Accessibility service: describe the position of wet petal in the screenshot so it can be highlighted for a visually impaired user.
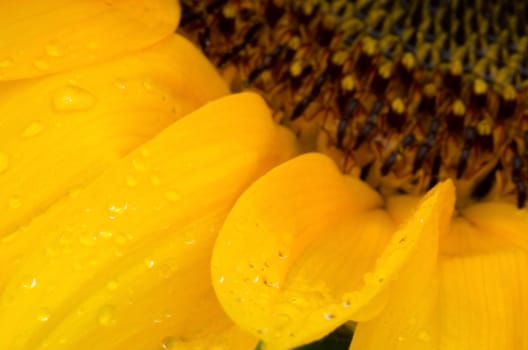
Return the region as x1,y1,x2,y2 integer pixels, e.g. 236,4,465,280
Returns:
351,184,528,350
214,153,446,348
0,34,228,237
0,92,295,349
0,0,180,80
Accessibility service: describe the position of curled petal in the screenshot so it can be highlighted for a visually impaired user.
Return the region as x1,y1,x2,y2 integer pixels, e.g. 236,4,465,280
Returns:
213,156,454,349
0,92,295,349
0,34,228,237
0,0,180,80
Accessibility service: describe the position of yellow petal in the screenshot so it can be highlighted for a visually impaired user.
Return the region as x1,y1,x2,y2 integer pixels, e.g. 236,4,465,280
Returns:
0,0,180,80
353,196,528,350
461,202,528,251
213,153,404,349
0,34,228,237
0,92,295,349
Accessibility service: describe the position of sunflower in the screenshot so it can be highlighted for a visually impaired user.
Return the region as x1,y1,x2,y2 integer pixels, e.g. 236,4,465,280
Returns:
179,0,528,349
1,1,527,350
0,1,295,348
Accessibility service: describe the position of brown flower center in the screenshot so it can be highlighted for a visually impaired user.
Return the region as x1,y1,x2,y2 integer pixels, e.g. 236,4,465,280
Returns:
179,0,528,207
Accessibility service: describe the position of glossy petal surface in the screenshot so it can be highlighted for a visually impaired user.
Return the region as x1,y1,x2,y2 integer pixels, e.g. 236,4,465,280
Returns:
0,34,228,237
0,0,180,80
0,92,295,349
214,153,444,348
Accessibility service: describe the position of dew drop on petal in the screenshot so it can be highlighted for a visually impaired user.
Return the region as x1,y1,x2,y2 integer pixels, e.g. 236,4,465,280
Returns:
144,258,156,269
21,122,44,138
161,336,179,349
52,85,96,112
0,152,8,173
114,78,127,90
218,276,225,284
37,308,51,322
98,305,116,327
21,276,37,290
323,312,335,320
98,230,113,239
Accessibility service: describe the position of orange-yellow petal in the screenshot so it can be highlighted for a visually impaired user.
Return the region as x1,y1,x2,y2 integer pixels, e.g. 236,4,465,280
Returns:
349,185,528,350
0,34,228,237
0,0,180,80
461,202,528,251
213,154,452,349
0,92,295,349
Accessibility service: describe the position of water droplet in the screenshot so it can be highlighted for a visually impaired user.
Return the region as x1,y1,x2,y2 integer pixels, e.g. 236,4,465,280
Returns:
52,85,96,112
125,175,137,187
218,276,225,284
21,122,44,138
323,312,335,320
151,175,161,186
108,202,128,220
33,59,50,71
0,152,8,173
98,305,116,326
252,276,260,283
114,78,127,90
37,308,51,322
164,191,181,202
21,276,37,289
342,299,351,307
9,196,22,209
45,44,62,57
418,218,425,224
278,251,288,259
0,58,13,68
161,336,179,349
397,336,405,342
106,280,119,291
98,230,113,239
144,258,156,269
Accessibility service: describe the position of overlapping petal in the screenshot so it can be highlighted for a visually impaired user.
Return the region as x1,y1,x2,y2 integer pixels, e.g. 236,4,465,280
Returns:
0,0,180,80
0,34,228,237
0,92,297,349
212,152,455,349
351,200,528,350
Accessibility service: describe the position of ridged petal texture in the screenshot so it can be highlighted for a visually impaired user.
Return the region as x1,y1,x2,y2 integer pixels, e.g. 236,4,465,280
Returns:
0,92,297,349
0,34,229,237
0,0,180,80
351,201,528,350
212,151,456,349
